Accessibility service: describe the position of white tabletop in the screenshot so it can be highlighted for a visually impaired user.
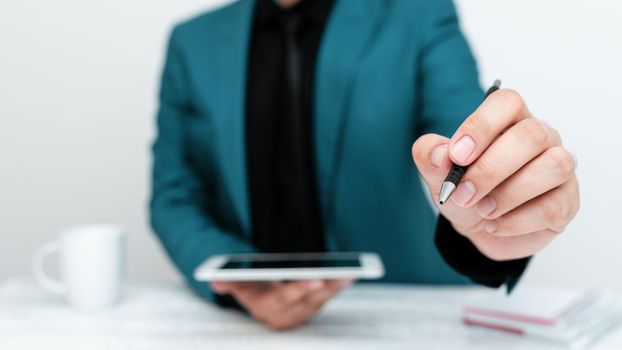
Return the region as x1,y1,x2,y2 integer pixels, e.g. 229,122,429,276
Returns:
1,279,621,350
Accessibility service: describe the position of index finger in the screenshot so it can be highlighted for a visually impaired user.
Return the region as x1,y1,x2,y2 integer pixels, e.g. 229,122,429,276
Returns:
449,89,532,166
211,281,275,294
265,280,324,308
305,279,354,306
229,280,324,312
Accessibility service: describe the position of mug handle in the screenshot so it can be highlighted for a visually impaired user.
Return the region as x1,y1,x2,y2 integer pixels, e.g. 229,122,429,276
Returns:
32,242,65,295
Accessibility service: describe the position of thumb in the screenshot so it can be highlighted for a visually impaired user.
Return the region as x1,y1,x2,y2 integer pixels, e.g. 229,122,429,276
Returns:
411,133,452,198
211,281,258,294
211,281,234,294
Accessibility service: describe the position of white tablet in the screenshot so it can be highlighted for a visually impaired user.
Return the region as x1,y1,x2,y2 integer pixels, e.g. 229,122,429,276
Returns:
193,252,384,281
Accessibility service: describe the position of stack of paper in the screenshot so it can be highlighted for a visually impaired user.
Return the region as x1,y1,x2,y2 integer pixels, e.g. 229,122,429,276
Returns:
463,287,622,348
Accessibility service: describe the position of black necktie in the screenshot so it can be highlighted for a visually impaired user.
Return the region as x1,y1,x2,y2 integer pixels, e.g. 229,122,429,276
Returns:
260,11,325,253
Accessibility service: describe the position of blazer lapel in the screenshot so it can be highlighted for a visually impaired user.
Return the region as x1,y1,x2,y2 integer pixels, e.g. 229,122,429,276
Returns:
211,0,255,234
314,0,385,221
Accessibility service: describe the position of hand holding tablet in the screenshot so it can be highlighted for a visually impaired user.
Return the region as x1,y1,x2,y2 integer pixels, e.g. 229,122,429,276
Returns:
196,252,383,329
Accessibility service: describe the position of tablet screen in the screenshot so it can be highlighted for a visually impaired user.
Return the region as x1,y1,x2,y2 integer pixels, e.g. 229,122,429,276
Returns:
222,258,360,269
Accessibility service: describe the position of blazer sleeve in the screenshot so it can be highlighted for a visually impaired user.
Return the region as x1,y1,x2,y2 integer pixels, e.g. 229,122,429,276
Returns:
150,27,256,303
417,0,483,138
416,0,530,291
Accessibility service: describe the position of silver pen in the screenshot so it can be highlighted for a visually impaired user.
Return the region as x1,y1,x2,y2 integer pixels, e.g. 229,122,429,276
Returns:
438,80,502,205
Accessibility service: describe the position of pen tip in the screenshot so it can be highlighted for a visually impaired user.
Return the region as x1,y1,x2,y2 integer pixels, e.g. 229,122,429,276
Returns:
438,182,456,206
493,79,502,88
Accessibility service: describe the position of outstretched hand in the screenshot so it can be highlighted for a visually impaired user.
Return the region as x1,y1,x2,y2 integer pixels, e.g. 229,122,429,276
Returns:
412,89,579,261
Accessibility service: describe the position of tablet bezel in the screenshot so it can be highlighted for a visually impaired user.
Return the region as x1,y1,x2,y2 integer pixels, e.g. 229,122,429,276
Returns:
193,252,384,281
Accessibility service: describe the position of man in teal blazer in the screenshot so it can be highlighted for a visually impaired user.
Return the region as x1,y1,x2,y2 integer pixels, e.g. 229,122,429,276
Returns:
151,0,579,329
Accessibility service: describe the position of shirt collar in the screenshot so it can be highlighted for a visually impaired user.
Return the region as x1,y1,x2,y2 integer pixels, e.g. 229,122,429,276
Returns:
254,0,335,26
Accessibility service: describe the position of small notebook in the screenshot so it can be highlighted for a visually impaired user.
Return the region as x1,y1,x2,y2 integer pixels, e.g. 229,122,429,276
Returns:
463,287,622,348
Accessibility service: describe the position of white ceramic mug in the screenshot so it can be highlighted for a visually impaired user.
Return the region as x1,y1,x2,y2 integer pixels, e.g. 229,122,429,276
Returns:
31,224,126,309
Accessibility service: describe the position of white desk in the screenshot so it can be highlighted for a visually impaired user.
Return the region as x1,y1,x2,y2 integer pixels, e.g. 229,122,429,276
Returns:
1,279,621,350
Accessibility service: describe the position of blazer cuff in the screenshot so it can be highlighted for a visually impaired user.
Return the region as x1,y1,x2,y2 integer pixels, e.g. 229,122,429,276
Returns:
435,215,530,292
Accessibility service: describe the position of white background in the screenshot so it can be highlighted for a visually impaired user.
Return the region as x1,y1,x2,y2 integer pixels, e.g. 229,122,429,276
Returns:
0,0,620,290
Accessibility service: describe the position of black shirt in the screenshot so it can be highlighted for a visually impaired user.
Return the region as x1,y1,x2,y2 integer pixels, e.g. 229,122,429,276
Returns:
244,0,529,290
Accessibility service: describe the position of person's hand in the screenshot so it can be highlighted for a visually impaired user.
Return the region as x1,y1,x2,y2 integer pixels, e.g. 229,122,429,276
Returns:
412,89,579,261
211,279,353,330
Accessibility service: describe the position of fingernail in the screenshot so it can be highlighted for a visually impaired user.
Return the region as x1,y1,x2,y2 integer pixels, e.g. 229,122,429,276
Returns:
485,220,498,234
308,280,323,290
452,180,476,206
337,279,354,288
451,135,475,163
476,196,497,217
430,144,448,168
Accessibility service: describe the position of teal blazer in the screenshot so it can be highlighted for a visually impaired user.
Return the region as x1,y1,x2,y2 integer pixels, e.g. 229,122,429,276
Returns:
150,0,485,302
